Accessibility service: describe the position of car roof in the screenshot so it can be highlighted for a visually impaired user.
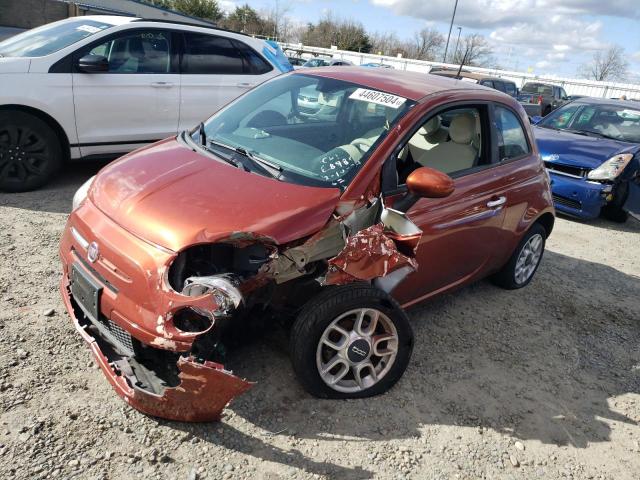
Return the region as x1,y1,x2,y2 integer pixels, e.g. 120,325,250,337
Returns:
431,70,512,83
74,15,139,26
570,97,640,108
294,67,490,101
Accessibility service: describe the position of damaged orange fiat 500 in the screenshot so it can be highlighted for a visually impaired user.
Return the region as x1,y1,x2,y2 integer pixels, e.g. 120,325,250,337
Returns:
60,68,554,421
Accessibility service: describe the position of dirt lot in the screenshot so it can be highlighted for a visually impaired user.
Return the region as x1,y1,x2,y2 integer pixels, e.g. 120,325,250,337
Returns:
1,163,639,480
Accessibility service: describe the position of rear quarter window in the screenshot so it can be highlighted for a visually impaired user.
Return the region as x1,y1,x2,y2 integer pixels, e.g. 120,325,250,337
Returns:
182,33,270,75
522,83,553,96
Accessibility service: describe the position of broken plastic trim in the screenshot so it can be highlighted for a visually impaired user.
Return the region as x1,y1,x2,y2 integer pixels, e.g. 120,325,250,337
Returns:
62,279,252,422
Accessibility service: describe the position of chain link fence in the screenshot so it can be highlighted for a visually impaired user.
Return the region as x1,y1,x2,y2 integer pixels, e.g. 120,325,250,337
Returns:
280,43,640,100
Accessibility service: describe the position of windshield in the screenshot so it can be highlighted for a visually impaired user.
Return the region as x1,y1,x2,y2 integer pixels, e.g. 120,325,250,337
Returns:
538,102,640,143
0,19,113,58
194,74,415,189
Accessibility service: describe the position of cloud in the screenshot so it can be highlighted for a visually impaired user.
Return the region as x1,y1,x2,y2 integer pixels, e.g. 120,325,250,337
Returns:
536,60,551,69
368,0,638,29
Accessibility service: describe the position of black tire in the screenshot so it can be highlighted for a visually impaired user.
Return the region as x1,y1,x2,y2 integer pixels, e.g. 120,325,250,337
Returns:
0,111,62,192
290,284,413,399
602,181,629,223
491,223,546,290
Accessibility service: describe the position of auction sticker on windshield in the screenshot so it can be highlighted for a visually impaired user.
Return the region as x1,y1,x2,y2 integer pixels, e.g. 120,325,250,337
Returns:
349,88,407,109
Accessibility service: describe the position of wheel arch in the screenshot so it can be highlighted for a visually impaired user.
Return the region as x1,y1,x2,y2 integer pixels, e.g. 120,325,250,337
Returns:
534,212,555,238
0,104,70,162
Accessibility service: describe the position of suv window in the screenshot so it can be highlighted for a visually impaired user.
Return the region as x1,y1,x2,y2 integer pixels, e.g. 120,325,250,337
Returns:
493,81,506,93
559,87,568,100
182,33,246,74
481,80,495,89
233,40,272,75
85,30,171,73
395,106,486,182
504,82,516,96
494,106,529,160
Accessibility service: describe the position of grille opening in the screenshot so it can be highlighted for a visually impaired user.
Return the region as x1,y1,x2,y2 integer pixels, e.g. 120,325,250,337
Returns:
552,194,582,210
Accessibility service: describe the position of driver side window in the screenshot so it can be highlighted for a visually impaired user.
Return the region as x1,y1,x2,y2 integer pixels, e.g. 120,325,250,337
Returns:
394,106,486,184
85,30,171,74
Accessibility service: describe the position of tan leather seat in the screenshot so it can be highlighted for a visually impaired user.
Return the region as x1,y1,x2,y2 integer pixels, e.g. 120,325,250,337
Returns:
407,116,448,161
414,113,478,174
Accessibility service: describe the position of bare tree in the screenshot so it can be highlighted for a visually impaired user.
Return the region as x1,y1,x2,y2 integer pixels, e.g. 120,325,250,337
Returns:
408,28,444,61
579,45,629,81
370,31,401,56
451,34,493,67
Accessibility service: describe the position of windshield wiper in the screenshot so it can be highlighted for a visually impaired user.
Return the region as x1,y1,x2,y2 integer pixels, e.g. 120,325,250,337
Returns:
207,139,281,179
205,139,248,170
234,146,282,178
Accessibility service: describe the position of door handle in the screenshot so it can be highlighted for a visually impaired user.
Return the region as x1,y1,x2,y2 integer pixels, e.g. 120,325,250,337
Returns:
236,82,254,88
487,196,506,208
151,82,174,88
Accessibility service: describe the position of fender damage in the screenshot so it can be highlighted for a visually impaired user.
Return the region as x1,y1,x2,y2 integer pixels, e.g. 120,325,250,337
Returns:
61,197,422,422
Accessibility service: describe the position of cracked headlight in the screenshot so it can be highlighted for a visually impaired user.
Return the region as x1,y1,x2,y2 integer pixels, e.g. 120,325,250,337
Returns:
72,176,95,212
587,154,633,181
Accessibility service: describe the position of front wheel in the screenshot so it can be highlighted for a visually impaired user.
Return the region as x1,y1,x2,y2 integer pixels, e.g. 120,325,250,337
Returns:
0,111,62,192
290,284,413,399
491,223,546,290
602,181,629,223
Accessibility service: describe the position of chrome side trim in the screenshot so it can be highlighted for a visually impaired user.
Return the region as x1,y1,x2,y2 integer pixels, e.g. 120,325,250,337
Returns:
71,227,89,250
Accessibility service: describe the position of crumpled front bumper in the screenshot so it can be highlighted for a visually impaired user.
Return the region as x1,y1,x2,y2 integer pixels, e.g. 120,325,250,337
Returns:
549,171,609,219
60,263,252,422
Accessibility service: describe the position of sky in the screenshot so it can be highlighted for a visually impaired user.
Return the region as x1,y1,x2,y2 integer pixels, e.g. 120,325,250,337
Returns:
225,0,640,81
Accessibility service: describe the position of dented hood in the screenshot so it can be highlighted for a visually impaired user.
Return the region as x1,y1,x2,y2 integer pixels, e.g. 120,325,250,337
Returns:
89,138,341,251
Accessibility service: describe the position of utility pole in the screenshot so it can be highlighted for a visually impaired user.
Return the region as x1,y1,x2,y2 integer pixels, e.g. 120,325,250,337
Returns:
273,0,279,41
442,0,459,63
453,26,462,63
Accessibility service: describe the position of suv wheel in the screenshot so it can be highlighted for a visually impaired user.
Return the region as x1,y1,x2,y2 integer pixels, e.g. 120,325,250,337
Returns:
290,284,413,399
0,111,62,192
491,223,546,289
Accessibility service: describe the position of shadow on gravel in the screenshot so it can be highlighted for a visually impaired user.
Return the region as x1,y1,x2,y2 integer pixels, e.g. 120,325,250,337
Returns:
0,160,107,214
198,248,640,457
556,211,640,233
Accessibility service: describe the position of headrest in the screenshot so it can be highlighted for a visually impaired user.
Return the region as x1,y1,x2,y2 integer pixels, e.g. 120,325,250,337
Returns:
449,113,476,144
418,116,441,136
128,37,145,59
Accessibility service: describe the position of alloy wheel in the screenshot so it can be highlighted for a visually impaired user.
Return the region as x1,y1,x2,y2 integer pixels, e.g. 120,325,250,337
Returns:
316,308,399,393
514,233,543,285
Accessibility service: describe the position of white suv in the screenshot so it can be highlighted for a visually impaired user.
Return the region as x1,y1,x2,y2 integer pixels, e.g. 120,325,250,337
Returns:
0,16,291,191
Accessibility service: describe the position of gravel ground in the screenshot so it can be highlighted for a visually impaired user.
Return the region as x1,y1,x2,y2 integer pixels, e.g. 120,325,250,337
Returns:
1,163,639,480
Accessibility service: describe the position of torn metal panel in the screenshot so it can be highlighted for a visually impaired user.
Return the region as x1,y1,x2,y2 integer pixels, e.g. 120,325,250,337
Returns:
325,204,423,286
325,223,419,285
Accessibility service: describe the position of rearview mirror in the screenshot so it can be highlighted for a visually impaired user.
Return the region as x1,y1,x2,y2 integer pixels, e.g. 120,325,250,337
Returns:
77,54,109,73
406,167,454,198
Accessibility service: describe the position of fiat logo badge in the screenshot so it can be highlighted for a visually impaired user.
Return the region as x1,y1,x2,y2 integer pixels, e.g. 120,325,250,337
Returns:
87,242,99,263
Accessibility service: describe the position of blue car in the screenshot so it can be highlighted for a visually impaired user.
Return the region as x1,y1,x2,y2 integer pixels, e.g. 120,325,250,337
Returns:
532,98,640,222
